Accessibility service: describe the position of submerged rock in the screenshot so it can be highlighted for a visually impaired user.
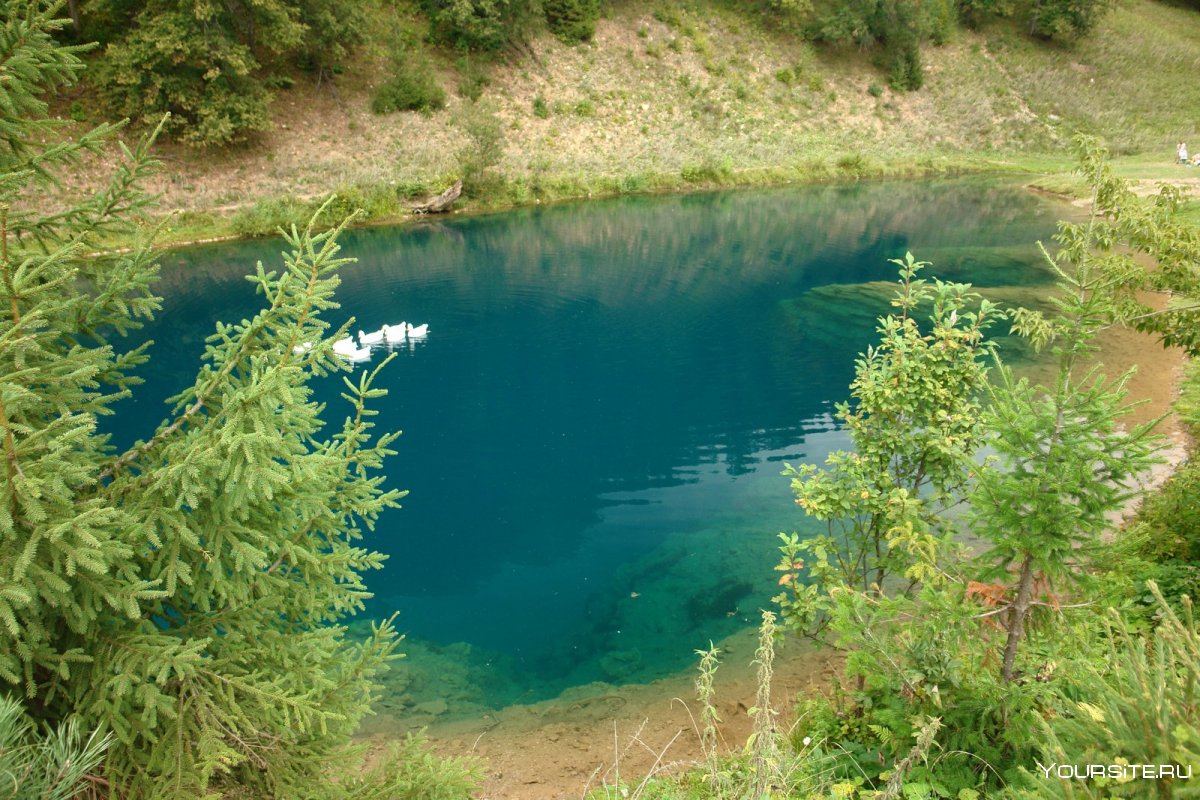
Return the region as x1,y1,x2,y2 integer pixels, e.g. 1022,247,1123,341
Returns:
412,699,450,716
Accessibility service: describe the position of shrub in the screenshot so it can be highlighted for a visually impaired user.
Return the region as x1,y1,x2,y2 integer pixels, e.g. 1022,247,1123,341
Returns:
1029,0,1113,41
92,0,363,146
455,56,490,100
1016,584,1200,800
422,0,540,51
95,11,272,146
681,157,733,183
456,100,506,196
544,0,601,43
373,61,447,114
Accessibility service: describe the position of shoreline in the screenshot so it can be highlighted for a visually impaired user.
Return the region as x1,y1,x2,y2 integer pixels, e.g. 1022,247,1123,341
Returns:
119,153,1065,255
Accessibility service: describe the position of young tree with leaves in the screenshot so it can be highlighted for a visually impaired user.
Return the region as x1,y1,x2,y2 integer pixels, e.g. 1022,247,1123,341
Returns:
91,0,365,145
1,4,471,796
775,253,999,642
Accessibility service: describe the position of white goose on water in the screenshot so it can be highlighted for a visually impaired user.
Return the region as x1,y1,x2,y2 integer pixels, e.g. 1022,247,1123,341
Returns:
358,328,386,346
406,322,429,339
383,322,407,345
333,336,372,363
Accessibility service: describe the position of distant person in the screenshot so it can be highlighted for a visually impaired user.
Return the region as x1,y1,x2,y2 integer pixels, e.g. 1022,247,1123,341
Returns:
1180,141,1190,164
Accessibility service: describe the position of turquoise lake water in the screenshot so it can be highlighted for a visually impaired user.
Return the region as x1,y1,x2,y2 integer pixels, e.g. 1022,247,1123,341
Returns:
111,178,1063,715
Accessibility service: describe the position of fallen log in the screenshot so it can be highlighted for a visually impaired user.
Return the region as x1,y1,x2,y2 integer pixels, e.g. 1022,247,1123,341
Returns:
411,180,463,214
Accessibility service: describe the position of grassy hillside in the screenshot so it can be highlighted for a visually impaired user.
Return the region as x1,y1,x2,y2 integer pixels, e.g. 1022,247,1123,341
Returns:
66,0,1200,244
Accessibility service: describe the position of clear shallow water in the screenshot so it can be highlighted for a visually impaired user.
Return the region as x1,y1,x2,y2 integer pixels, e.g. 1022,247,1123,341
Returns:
110,178,1062,713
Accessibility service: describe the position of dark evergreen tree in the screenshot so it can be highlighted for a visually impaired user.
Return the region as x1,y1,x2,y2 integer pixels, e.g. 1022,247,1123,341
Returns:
543,0,600,43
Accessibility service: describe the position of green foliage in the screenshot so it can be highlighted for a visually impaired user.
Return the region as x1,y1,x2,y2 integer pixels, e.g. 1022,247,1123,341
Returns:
808,0,950,91
455,100,506,196
1066,142,1200,357
319,732,481,800
0,695,110,800
776,254,998,639
94,8,272,145
372,61,448,114
1029,0,1114,41
90,0,365,145
0,6,474,797
422,0,541,52
455,55,491,100
544,0,601,43
772,137,1195,796
1014,584,1200,800
956,0,1013,28
292,0,367,76
1110,362,1200,615
680,157,733,184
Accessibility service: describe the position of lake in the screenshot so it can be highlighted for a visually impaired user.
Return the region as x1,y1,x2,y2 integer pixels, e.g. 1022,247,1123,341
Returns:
111,178,1064,716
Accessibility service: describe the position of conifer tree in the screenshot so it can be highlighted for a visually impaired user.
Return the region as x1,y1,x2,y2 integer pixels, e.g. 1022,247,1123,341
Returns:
970,138,1163,682
0,4,464,796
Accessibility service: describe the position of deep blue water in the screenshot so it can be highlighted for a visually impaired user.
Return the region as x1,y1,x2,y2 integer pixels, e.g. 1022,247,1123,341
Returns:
109,179,1062,712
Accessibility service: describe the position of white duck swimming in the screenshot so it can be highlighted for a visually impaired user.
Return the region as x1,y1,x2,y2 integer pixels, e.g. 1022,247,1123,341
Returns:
406,322,429,339
383,322,407,345
332,337,372,363
358,328,386,346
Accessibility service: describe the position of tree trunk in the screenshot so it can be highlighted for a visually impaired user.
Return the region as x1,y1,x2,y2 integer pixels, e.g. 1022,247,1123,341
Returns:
1001,553,1036,682
411,180,463,214
66,0,81,33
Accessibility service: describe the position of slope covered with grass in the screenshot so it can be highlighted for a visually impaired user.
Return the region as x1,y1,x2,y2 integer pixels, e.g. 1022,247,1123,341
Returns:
65,0,1200,242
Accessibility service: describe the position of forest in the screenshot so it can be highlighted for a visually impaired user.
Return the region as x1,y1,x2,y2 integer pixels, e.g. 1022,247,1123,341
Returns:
2,0,1200,798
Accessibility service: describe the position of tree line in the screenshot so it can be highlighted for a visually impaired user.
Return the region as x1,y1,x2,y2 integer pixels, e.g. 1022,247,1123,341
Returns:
59,0,1117,147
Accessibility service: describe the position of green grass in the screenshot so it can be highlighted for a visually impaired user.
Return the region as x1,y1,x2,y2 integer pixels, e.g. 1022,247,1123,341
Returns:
114,151,1056,254
988,2,1200,154
96,0,1200,255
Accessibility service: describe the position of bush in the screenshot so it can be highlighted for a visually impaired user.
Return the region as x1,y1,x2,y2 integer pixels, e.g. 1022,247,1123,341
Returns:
373,61,447,114
455,56,490,100
456,100,506,196
422,0,541,51
886,42,924,90
96,11,272,146
92,0,363,146
544,0,601,43
1016,584,1200,800
1029,0,1113,41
